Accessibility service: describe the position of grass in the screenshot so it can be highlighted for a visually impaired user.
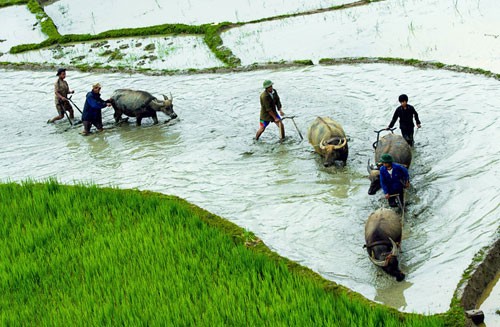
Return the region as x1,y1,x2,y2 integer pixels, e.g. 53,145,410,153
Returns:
26,0,60,39
0,0,28,8
0,180,452,326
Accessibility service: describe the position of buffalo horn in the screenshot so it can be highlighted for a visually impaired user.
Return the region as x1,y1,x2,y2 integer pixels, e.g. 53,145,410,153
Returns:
389,237,399,257
332,137,347,150
368,237,399,267
369,254,387,267
367,159,378,171
319,138,327,150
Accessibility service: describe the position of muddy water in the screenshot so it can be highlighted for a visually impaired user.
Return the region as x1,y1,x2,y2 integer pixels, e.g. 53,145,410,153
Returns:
0,65,498,313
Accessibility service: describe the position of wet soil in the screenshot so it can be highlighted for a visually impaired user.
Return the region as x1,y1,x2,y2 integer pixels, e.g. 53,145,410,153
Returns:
456,237,500,326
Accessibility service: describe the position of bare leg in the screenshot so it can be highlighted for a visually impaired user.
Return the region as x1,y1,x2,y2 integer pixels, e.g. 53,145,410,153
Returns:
48,114,64,123
255,125,266,141
81,121,91,135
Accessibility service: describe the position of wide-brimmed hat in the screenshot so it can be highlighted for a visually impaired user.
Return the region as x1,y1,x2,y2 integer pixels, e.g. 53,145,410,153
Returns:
379,153,394,163
263,80,273,88
56,68,66,76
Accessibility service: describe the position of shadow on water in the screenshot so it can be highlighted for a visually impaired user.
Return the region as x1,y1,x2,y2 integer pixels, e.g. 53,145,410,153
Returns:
375,280,413,311
0,65,498,314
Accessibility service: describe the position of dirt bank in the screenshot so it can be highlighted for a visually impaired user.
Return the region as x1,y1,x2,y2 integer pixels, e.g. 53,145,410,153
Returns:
455,236,500,326
2,58,500,81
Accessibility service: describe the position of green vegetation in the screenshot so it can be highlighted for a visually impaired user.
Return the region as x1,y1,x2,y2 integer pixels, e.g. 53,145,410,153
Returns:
9,22,207,54
204,22,241,66
26,0,60,39
293,59,314,65
445,297,467,327
454,246,488,288
0,0,28,8
0,180,450,326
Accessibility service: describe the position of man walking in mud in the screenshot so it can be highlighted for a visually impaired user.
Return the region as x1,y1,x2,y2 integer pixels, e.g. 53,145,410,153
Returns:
379,153,410,208
255,80,285,141
48,68,75,124
386,94,421,146
81,83,112,136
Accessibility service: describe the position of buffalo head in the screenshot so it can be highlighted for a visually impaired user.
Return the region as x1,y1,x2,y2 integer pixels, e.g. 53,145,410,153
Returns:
367,237,405,281
367,159,381,195
150,93,177,119
319,136,347,167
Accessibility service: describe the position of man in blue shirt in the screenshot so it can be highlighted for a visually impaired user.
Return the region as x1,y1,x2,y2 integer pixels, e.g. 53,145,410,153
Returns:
81,83,111,135
379,153,410,208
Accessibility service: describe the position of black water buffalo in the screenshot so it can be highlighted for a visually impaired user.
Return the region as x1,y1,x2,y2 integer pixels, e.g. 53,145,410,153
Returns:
364,208,404,281
307,117,348,167
110,89,177,126
367,133,411,194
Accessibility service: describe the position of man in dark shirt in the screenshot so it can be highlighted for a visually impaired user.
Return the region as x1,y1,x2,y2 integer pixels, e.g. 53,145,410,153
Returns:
386,94,421,146
255,79,285,141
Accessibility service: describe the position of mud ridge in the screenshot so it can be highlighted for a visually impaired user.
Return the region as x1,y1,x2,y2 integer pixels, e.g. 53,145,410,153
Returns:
455,236,500,325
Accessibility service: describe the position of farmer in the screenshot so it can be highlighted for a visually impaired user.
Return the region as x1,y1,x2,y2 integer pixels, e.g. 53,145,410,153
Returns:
386,94,421,146
48,68,75,123
255,80,285,141
379,153,410,208
81,83,111,135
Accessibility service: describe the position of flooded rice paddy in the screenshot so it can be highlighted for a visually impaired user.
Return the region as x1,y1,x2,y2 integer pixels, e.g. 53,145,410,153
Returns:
1,64,498,313
44,0,354,34
0,5,46,53
2,0,498,74
222,0,500,73
0,36,223,70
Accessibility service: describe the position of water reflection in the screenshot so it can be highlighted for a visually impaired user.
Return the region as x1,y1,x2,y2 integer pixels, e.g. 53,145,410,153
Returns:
81,134,111,160
375,280,413,311
0,65,498,314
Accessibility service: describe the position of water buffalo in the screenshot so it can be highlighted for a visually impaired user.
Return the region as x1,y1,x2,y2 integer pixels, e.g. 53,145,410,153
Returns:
110,89,177,126
364,208,405,281
367,133,411,194
307,117,348,167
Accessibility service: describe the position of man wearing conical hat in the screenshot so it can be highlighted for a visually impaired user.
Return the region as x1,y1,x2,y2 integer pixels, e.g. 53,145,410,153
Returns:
255,80,285,141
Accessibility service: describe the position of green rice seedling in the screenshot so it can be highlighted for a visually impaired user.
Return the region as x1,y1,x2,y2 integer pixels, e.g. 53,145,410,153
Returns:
107,49,124,61
0,180,452,326
155,40,177,60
